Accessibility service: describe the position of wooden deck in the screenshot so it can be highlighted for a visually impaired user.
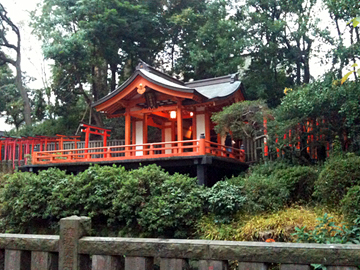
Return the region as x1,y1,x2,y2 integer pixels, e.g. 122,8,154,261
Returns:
32,138,246,165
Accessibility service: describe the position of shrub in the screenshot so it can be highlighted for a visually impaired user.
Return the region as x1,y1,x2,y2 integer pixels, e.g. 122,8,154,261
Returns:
341,185,360,223
138,173,204,238
229,162,318,213
293,213,360,244
314,153,360,207
196,207,344,242
0,164,205,238
272,166,318,204
0,168,70,233
203,181,246,223
112,164,173,229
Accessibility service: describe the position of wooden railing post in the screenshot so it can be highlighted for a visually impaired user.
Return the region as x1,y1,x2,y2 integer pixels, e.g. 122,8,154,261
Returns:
59,215,91,270
199,134,206,155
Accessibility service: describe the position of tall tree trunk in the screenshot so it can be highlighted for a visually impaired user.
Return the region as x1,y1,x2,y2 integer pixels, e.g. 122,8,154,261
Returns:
110,63,117,92
79,83,103,127
15,62,32,126
0,3,32,126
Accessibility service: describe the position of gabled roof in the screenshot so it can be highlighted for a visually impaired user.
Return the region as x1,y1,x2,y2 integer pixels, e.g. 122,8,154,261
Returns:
92,61,244,111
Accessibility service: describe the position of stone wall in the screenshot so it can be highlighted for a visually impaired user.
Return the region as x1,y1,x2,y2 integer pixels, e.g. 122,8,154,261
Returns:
0,216,359,269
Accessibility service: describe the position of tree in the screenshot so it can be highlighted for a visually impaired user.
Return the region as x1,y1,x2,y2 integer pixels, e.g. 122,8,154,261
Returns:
323,0,360,80
271,74,360,160
0,65,24,130
0,3,32,126
31,0,170,127
212,100,271,143
236,0,321,107
173,0,246,81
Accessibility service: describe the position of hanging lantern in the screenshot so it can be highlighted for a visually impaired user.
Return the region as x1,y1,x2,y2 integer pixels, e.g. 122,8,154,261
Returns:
170,111,176,119
190,112,194,117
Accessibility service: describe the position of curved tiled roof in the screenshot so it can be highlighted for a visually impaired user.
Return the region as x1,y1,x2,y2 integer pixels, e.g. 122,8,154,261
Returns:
92,61,243,108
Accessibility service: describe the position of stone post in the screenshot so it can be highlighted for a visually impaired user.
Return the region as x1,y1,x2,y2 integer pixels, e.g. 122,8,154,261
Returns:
124,257,153,270
238,262,268,270
59,216,91,270
160,258,187,270
4,250,30,270
31,252,58,270
198,260,228,270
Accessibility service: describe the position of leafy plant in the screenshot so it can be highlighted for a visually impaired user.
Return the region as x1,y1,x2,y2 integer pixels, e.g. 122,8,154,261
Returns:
341,185,360,223
293,213,360,244
314,153,360,207
203,181,246,223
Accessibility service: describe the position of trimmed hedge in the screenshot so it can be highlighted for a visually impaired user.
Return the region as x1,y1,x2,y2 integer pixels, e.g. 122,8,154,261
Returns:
0,164,247,238
314,154,360,207
229,163,318,213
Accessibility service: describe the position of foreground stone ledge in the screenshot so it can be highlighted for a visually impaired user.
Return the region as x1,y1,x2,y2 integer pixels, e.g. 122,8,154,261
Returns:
79,237,360,265
0,234,59,252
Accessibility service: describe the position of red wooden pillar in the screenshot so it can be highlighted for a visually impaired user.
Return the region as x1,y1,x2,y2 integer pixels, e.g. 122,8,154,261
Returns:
177,104,183,153
204,110,210,141
84,129,90,149
263,118,268,157
12,140,16,169
18,142,22,166
4,141,8,160
132,121,136,145
103,131,108,147
143,114,148,155
125,109,131,157
143,114,148,144
0,141,2,161
192,111,197,140
31,139,35,155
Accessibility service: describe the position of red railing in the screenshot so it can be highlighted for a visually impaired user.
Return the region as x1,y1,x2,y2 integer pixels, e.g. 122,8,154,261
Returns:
32,138,246,165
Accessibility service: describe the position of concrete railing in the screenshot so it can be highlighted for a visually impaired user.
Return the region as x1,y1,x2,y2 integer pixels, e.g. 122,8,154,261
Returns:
0,216,359,269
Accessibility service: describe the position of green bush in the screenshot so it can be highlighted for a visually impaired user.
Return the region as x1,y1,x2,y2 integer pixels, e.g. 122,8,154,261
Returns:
293,213,360,244
138,173,203,238
0,168,70,232
230,163,318,213
0,164,204,237
203,181,246,223
341,185,360,223
314,154,360,207
272,166,318,204
112,164,173,229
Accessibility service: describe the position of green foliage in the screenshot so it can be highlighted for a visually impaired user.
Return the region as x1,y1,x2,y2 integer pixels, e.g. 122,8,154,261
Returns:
0,168,70,232
138,173,203,238
271,77,360,161
197,207,344,242
341,185,360,223
230,162,318,212
174,0,245,80
0,164,203,238
314,153,360,207
212,100,270,141
203,181,246,223
293,213,360,244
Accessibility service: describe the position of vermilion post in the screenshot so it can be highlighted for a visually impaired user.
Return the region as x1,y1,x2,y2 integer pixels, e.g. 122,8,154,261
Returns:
263,118,268,157
125,110,131,157
177,104,183,153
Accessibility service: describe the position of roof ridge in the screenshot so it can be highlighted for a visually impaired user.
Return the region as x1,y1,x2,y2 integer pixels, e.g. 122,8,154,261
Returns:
136,60,185,86
185,73,239,87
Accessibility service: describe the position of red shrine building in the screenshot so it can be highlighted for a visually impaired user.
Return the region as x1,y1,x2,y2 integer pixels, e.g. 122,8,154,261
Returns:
16,61,249,185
